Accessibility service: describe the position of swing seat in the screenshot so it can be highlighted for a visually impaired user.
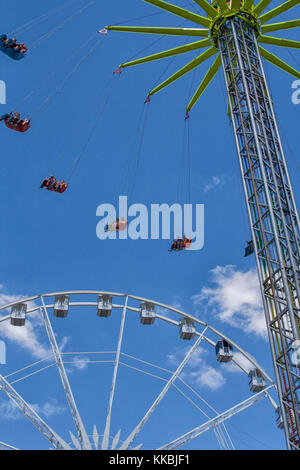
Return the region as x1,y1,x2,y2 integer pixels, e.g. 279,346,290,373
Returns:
105,219,128,232
47,184,68,194
56,183,68,194
169,238,192,252
41,177,68,194
170,242,184,252
0,38,27,60
184,238,192,249
244,241,254,257
4,117,30,132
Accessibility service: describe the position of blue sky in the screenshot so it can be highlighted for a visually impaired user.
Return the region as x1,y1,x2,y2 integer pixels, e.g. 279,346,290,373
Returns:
0,0,299,450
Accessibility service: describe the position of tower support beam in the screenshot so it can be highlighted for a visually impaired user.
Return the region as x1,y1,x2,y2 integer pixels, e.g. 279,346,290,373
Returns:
219,15,300,450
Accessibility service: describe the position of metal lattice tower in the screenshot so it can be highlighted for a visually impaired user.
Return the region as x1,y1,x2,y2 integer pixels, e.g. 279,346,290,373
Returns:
219,14,300,450
105,0,300,449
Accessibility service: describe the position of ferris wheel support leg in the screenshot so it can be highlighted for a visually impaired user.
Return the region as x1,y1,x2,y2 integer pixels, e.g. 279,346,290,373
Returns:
119,326,208,450
102,295,129,450
39,297,92,450
0,373,71,449
158,385,275,450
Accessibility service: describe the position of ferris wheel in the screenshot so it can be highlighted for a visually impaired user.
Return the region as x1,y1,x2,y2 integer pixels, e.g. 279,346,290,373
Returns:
0,290,278,450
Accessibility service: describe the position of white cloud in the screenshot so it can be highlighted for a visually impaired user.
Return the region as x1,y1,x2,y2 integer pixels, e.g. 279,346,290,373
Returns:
0,288,69,360
189,366,226,390
0,398,65,421
223,351,253,375
204,176,222,193
34,398,66,418
156,296,184,320
0,291,50,359
0,399,22,420
59,335,71,352
65,355,90,374
167,346,226,391
192,265,267,339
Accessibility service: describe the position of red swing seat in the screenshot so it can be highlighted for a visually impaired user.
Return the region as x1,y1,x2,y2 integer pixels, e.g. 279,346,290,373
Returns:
4,117,30,133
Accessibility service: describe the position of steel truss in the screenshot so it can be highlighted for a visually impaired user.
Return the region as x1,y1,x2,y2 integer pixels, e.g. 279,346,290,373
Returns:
219,15,300,450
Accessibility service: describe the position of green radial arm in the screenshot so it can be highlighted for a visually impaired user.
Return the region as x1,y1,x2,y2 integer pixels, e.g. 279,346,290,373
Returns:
231,0,242,9
259,0,300,24
218,0,230,11
192,0,218,18
253,0,273,16
261,19,300,33
149,46,217,96
259,45,300,79
243,0,255,10
187,54,221,111
142,0,211,27
106,25,209,37
120,39,212,68
259,35,300,49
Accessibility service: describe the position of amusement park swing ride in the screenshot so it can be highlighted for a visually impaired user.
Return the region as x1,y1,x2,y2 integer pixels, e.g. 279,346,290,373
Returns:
106,0,300,450
0,0,299,451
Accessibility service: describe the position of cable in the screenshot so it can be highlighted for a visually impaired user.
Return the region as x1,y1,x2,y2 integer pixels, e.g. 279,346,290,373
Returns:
32,35,105,117
276,12,300,69
117,103,147,198
186,118,191,203
43,73,114,181
67,75,120,181
29,0,97,50
110,2,197,25
14,31,98,110
218,69,249,240
185,68,197,204
8,0,80,36
127,102,151,204
121,17,187,70
152,53,180,92
276,115,300,180
177,68,195,203
186,0,202,14
286,48,300,70
177,119,187,202
125,35,167,64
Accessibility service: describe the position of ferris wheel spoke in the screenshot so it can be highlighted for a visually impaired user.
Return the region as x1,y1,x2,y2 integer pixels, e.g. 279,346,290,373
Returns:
158,385,275,450
102,296,128,450
0,373,71,449
69,431,82,450
0,440,19,450
92,424,99,450
171,383,231,450
111,429,121,450
39,297,92,450
119,326,208,450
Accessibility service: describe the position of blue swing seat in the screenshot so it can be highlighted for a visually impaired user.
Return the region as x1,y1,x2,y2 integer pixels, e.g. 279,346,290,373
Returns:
0,36,27,60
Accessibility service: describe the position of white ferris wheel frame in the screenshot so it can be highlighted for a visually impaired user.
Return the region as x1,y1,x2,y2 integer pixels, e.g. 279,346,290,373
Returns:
0,290,276,450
